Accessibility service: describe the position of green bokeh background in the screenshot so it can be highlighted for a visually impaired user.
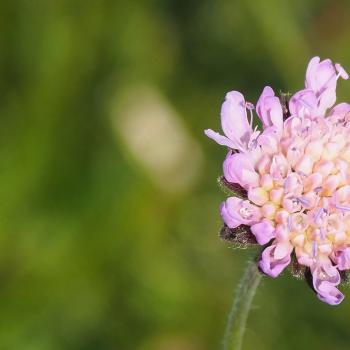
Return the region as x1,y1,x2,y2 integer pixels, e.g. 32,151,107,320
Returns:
1,0,350,349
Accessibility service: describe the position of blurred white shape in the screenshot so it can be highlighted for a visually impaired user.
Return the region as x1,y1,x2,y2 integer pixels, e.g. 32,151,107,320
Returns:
111,85,203,194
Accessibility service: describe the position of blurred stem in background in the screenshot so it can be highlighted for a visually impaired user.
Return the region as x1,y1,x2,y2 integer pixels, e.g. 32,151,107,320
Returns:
223,257,262,350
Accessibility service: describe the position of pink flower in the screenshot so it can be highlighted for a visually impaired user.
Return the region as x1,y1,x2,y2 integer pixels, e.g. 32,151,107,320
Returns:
259,241,293,278
289,89,318,119
221,197,261,229
223,152,260,189
206,56,350,305
305,56,348,115
311,259,344,305
204,91,254,151
332,248,350,270
256,86,283,133
250,219,275,245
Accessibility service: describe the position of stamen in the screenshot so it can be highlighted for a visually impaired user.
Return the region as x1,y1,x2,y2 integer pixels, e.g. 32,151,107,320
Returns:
248,138,258,150
314,186,322,194
319,227,325,241
297,197,309,207
312,240,318,258
288,216,293,231
297,171,307,178
245,102,255,110
318,66,342,96
335,203,350,212
314,208,324,224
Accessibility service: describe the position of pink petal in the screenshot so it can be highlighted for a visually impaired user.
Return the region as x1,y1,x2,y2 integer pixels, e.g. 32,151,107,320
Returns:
317,86,336,114
223,152,260,189
274,241,292,260
335,63,349,80
305,56,320,91
332,248,350,270
220,197,261,228
314,59,336,96
259,243,291,278
256,86,283,132
289,89,317,118
256,86,275,122
221,91,251,145
329,103,350,118
311,261,344,305
258,127,279,154
204,129,236,148
250,219,275,245
220,199,242,228
265,96,283,132
304,57,347,114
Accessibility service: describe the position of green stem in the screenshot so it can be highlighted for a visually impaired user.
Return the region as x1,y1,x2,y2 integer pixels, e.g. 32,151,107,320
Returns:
222,257,262,350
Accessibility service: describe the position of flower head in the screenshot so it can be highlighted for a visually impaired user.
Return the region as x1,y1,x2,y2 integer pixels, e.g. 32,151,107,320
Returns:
206,56,350,305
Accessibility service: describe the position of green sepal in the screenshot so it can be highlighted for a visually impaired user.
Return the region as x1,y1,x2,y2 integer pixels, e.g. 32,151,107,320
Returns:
289,252,306,280
220,225,258,249
217,176,247,199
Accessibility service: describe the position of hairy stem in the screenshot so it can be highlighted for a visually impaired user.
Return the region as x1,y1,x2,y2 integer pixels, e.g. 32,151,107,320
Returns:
222,257,262,350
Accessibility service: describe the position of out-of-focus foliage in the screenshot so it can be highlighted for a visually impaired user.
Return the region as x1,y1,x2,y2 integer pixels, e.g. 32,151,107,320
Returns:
0,0,350,349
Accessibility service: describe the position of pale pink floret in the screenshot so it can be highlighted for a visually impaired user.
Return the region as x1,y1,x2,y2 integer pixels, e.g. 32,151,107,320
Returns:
206,56,350,305
328,102,350,121
259,241,293,278
256,86,283,133
305,56,348,115
332,248,350,270
223,152,260,189
205,91,254,151
221,197,261,229
311,259,344,305
250,219,275,245
289,89,318,119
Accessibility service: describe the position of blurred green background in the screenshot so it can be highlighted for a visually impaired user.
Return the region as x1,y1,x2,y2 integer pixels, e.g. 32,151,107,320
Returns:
1,0,350,349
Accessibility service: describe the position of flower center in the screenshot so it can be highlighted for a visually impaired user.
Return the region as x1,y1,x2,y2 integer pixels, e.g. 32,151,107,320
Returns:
251,115,350,265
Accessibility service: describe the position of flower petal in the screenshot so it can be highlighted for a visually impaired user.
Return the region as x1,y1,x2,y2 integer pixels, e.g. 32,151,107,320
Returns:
335,63,349,79
256,86,275,122
250,219,275,245
311,260,344,305
304,57,348,114
223,152,260,189
329,103,350,119
305,56,320,91
204,129,236,148
256,86,283,132
220,197,261,228
332,247,350,270
221,91,251,146
289,89,318,118
259,243,292,278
